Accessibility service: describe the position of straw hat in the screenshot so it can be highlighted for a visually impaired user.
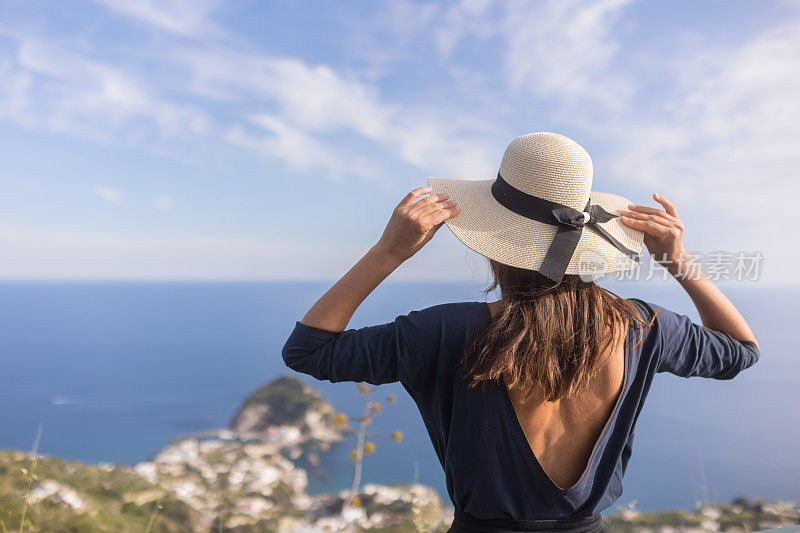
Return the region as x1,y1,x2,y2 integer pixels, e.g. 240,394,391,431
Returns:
428,132,643,282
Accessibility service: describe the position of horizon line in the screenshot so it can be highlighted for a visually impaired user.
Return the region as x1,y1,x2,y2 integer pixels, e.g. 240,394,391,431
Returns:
0,278,791,289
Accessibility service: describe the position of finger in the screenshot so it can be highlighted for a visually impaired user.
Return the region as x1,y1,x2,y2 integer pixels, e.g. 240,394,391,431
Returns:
421,205,461,228
407,193,450,213
414,200,457,218
619,210,678,226
625,204,663,216
397,187,433,209
619,210,650,221
620,215,673,239
653,193,678,217
624,205,677,223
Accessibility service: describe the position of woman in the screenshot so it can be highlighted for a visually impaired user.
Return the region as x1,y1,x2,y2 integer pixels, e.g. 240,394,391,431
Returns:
282,133,760,532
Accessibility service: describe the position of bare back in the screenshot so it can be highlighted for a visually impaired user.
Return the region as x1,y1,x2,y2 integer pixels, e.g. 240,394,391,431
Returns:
489,300,628,490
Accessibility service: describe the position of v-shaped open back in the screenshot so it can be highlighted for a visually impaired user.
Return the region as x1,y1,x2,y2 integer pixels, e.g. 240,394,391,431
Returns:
494,305,631,493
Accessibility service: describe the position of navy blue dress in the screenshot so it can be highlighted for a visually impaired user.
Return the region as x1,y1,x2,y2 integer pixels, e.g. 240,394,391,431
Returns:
281,298,759,520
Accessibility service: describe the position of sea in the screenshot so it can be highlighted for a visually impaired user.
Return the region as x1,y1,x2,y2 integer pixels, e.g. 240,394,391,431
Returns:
0,280,797,514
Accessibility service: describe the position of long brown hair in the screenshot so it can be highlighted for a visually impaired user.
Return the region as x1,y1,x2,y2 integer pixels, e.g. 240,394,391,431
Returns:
461,259,652,401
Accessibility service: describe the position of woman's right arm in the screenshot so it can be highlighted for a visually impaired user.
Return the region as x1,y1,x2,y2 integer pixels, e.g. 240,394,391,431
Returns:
670,267,758,347
620,193,758,347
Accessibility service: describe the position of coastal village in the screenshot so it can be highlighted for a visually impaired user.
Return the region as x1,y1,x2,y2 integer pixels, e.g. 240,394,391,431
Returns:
0,376,797,532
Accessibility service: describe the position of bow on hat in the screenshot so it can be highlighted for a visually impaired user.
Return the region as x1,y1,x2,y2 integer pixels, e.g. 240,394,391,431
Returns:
551,203,617,229
491,173,638,282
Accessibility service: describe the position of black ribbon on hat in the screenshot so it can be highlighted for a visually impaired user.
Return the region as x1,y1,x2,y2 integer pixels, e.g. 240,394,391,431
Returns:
491,172,639,283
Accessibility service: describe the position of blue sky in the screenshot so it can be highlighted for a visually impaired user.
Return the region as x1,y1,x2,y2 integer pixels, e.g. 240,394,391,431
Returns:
0,0,798,283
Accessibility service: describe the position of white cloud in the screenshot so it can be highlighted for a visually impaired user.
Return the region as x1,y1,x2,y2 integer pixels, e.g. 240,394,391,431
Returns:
152,195,173,211
574,16,800,285
602,18,800,211
223,113,377,181
175,45,499,178
0,55,32,123
433,0,494,57
1,13,499,183
0,30,213,149
351,0,635,111
2,1,799,282
501,0,636,110
88,0,224,39
93,186,123,204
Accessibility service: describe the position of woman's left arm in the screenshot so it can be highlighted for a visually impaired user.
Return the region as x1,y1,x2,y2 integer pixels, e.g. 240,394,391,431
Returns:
300,186,460,333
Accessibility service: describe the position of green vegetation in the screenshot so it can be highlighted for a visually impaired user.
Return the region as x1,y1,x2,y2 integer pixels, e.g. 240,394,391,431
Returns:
350,485,450,533
355,523,449,533
0,451,195,532
605,498,800,532
605,510,703,532
0,450,445,532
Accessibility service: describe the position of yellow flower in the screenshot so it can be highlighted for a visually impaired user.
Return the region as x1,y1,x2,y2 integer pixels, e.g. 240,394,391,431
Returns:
387,394,396,403
357,383,371,395
363,442,376,455
361,415,373,426
349,449,359,463
332,413,348,429
369,402,382,414
350,495,362,507
391,430,404,443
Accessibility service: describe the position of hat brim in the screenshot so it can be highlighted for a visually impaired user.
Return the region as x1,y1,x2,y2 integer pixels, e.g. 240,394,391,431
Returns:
428,176,644,277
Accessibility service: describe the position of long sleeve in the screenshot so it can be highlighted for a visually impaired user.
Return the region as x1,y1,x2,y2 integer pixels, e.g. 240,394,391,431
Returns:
650,302,760,379
281,305,445,390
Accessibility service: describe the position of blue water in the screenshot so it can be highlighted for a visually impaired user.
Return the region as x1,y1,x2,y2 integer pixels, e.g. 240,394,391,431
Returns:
0,281,797,513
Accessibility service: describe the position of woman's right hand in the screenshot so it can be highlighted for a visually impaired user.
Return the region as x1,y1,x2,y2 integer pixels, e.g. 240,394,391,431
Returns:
619,193,694,278
621,194,758,346
620,193,758,346
374,186,460,263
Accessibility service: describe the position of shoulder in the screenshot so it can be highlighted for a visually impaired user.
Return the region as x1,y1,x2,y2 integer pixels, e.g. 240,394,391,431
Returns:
394,301,488,340
624,297,671,332
623,297,702,354
399,301,487,327
625,298,686,332
621,297,666,352
624,297,659,319
402,301,486,319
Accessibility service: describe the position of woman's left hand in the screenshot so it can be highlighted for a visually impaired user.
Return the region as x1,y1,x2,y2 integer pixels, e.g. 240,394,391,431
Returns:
375,186,460,263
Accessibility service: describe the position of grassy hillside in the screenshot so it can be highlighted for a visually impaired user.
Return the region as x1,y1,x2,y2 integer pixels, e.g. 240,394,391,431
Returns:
0,451,195,532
